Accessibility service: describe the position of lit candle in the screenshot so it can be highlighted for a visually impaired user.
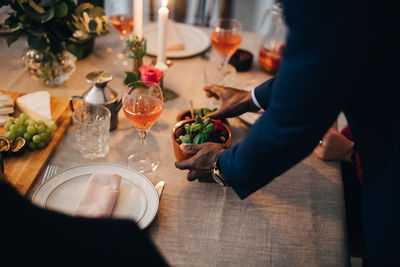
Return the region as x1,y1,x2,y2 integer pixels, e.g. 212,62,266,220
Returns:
157,0,169,65
134,0,143,40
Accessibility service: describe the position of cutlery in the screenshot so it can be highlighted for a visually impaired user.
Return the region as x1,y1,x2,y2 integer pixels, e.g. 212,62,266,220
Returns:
155,180,165,200
41,164,58,185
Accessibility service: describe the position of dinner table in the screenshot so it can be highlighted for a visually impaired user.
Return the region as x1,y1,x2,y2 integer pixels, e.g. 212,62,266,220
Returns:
0,24,349,266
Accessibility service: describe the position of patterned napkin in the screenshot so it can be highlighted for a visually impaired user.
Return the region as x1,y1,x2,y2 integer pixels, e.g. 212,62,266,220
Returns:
73,173,121,218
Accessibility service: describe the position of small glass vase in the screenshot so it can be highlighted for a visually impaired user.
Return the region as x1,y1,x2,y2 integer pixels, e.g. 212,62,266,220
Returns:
22,49,77,87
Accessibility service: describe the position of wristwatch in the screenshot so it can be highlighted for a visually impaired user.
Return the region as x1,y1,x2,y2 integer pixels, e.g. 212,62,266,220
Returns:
211,154,229,186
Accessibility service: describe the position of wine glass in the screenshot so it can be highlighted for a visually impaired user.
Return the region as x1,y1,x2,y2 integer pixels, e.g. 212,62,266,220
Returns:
210,18,242,85
122,81,164,173
106,0,133,54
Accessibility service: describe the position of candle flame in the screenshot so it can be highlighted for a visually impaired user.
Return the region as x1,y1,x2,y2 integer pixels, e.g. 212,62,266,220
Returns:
162,0,168,7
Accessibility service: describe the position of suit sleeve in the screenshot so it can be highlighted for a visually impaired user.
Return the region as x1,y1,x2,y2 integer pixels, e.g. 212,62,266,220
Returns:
218,0,373,199
252,78,275,110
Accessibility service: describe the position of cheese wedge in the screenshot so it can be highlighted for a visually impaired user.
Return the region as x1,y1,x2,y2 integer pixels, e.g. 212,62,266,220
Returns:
16,91,52,123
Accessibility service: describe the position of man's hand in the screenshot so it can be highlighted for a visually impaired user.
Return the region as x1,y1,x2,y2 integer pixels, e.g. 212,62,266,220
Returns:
314,127,354,162
174,142,225,182
204,84,260,119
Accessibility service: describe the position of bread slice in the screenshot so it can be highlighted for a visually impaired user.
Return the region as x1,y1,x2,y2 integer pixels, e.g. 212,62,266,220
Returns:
0,106,13,115
0,94,14,107
0,115,9,126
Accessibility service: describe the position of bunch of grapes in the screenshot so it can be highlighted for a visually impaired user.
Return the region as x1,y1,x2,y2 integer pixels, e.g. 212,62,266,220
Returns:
3,113,57,150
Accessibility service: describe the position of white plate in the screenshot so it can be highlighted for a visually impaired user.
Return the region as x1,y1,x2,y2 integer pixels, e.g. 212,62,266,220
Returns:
143,22,210,59
32,163,159,229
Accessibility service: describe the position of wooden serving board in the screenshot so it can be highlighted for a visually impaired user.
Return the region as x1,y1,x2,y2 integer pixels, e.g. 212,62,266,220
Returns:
0,91,72,195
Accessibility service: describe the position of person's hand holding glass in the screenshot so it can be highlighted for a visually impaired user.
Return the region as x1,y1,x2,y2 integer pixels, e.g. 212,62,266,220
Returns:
122,81,163,173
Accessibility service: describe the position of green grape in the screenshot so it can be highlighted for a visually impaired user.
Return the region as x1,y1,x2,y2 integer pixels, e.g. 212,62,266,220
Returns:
32,134,41,143
36,120,45,126
48,122,57,132
5,131,16,140
37,124,46,133
8,116,15,123
27,125,37,135
45,135,52,145
17,126,26,137
24,132,32,140
4,122,11,131
24,119,32,126
37,141,46,149
29,120,36,127
39,132,48,142
14,118,21,126
10,124,17,132
19,113,28,122
28,141,37,150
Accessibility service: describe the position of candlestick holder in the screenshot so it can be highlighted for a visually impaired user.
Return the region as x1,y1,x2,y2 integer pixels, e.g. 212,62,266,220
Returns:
154,59,179,101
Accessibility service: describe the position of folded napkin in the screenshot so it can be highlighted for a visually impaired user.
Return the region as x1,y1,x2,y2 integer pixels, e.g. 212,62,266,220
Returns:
167,19,185,51
73,173,121,218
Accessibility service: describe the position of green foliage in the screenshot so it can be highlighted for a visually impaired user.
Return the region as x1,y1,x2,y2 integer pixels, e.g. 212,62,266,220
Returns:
124,71,140,85
179,116,216,144
54,2,68,18
6,30,23,47
193,108,216,118
2,0,108,58
126,35,147,60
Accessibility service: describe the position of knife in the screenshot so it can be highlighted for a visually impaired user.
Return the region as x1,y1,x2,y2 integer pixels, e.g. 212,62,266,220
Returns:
155,181,165,200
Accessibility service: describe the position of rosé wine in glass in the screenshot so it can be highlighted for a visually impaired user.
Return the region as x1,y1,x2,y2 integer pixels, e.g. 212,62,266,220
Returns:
210,18,242,86
123,95,163,131
110,15,133,39
122,81,163,173
211,31,242,59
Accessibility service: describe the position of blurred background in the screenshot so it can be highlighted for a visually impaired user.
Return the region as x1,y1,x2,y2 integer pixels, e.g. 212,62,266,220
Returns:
104,0,275,34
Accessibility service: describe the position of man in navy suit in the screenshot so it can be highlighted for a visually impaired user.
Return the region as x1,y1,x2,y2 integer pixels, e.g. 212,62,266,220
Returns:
175,0,399,265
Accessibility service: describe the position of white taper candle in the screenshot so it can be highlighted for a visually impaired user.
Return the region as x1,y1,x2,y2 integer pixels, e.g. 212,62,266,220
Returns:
157,0,169,64
134,0,143,40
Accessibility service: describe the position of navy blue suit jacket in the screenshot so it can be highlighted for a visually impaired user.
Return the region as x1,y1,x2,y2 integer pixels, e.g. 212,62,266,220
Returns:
219,0,399,265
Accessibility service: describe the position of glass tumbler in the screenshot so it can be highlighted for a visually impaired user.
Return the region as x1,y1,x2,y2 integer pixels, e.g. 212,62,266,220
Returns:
72,105,111,159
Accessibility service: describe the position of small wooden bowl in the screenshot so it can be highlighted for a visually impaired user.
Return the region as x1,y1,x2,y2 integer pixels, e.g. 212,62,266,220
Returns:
172,118,232,161
176,110,193,122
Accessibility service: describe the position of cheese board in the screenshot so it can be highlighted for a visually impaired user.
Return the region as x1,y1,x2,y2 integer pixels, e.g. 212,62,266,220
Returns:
0,91,72,195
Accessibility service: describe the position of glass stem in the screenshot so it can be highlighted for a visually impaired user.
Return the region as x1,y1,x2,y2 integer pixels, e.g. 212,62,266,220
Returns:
221,57,229,68
220,57,230,84
137,130,148,160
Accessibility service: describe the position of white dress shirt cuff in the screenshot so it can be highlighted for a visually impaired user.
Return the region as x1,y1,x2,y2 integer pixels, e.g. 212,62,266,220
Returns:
251,87,263,110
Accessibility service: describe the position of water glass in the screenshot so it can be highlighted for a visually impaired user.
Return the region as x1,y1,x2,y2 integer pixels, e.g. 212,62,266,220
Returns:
72,105,111,159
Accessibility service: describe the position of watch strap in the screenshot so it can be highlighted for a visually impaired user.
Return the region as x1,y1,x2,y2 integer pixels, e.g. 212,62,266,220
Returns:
212,154,229,186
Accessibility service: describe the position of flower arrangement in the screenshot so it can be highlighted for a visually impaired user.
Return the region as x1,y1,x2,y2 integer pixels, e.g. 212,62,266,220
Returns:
139,65,163,84
1,0,109,59
123,34,164,86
